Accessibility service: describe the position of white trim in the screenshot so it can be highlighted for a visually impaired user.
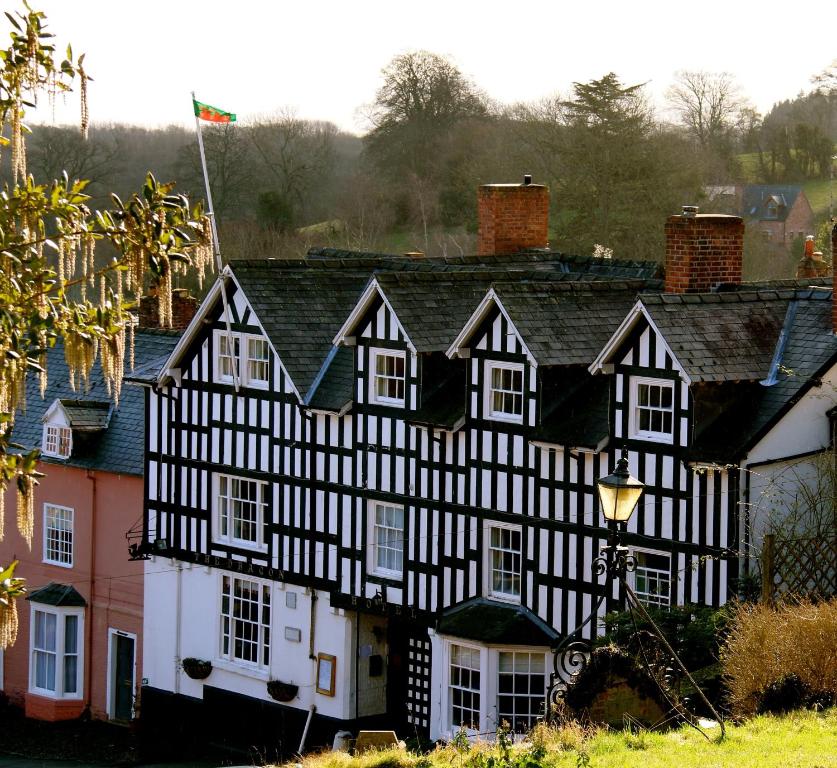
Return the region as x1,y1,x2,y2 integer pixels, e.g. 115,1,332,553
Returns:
630,548,673,609
42,503,74,568
436,636,549,740
367,500,405,580
212,330,271,390
211,473,268,552
628,376,675,444
368,348,407,408
28,604,85,700
483,361,526,424
106,628,137,720
332,278,417,352
589,300,691,384
446,289,537,366
217,572,272,673
484,521,523,604
158,269,302,401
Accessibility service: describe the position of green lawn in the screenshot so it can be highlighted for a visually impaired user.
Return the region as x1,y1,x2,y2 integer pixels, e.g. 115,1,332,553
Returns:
284,709,837,768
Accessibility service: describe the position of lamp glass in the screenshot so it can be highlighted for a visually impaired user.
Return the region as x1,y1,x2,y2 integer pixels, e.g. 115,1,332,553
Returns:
597,482,644,522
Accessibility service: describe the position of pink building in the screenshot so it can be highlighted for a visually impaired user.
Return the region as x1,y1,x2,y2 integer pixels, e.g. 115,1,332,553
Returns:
0,328,179,721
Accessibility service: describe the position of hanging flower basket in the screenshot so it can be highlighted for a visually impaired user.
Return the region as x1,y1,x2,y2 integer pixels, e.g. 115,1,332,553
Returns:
267,679,299,702
182,657,212,680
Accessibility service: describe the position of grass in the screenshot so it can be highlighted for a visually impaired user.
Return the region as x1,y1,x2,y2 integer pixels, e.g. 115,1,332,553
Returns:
280,710,837,768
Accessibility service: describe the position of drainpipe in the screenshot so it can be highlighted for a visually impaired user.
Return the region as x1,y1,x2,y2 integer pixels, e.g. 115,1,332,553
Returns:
174,562,182,694
85,470,97,714
297,704,317,754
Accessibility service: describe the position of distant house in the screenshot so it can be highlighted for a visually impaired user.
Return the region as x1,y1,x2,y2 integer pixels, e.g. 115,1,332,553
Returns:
740,185,814,248
0,310,186,722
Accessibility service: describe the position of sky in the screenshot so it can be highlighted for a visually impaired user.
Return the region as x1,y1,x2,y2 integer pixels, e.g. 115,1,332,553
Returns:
24,0,833,135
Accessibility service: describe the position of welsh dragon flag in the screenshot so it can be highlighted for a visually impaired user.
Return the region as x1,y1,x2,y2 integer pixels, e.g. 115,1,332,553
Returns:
193,99,236,123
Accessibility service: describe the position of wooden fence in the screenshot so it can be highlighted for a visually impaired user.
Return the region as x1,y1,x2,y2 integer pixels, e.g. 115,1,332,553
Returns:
761,534,837,602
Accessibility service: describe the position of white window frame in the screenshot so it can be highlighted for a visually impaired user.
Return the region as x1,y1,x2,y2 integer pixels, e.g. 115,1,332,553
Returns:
367,501,405,579
218,573,271,671
631,549,672,609
245,336,270,389
212,473,267,552
485,522,523,604
447,641,483,733
369,347,406,407
42,424,72,459
439,639,548,739
629,376,675,444
484,361,525,424
43,504,74,568
28,605,84,699
496,650,548,734
213,330,271,389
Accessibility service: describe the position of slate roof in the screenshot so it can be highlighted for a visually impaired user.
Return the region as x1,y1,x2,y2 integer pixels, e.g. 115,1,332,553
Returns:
437,597,559,646
59,400,111,430
741,185,805,222
26,582,87,607
11,329,180,476
641,287,833,383
308,247,662,280
687,292,837,461
306,346,354,413
230,261,372,398
494,281,660,366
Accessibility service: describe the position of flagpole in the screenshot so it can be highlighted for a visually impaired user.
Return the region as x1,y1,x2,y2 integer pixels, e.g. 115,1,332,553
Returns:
192,91,239,392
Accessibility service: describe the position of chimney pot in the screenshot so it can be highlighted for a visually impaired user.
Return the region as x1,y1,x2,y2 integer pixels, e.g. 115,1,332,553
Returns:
682,205,699,217
523,174,532,186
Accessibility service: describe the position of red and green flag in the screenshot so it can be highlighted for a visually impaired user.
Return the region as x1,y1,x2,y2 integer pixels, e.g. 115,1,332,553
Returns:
193,99,236,123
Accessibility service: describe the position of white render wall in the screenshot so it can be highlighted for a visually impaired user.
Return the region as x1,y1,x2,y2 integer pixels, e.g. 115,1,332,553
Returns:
143,559,356,721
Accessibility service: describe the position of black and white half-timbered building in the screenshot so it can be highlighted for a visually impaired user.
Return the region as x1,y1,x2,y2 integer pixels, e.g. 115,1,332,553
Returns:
134,183,837,748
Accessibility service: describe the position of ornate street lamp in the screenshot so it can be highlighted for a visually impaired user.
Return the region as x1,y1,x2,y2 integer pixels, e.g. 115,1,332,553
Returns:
596,450,644,610
545,448,725,740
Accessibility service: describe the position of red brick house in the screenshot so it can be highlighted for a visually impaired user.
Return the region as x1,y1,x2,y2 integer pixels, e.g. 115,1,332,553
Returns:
0,328,179,722
740,185,814,249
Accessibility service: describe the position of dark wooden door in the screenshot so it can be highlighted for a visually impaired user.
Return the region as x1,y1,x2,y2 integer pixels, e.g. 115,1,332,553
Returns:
114,634,135,720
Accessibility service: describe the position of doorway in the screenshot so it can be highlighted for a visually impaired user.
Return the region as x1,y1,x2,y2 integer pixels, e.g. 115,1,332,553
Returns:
108,629,136,721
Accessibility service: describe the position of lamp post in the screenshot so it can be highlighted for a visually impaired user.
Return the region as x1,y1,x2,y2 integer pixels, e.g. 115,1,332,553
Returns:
595,450,644,613
546,449,725,739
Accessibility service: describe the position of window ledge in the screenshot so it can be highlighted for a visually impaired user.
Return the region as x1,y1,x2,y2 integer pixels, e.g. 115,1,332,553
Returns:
42,559,73,570
212,658,270,681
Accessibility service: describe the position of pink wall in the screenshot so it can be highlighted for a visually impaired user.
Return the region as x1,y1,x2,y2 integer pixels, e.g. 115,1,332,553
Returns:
0,463,144,721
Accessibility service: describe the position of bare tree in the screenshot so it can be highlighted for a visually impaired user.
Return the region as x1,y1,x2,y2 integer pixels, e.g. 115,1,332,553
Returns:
666,70,748,149
247,110,337,231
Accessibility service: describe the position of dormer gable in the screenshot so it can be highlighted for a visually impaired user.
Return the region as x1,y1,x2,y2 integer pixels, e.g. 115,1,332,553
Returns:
41,398,112,459
333,277,415,352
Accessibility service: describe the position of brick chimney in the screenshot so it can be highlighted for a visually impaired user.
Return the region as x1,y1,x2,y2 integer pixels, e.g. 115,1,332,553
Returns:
664,206,744,293
477,175,549,256
138,288,198,330
796,235,830,279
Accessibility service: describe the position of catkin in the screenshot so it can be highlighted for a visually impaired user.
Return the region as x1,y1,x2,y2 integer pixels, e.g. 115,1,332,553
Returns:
0,600,18,650
16,474,33,548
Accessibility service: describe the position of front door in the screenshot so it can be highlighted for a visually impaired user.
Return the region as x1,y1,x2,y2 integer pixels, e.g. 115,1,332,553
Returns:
111,632,135,720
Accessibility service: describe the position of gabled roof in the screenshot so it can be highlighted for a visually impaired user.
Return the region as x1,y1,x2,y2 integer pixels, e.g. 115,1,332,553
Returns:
641,287,832,383
230,261,372,397
26,582,86,607
741,185,806,222
492,281,659,367
48,399,112,431
11,329,180,476
688,293,837,461
437,597,559,646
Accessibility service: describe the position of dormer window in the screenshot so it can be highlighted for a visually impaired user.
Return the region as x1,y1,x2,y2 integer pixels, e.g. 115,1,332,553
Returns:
43,424,72,459
214,330,271,389
370,348,406,407
485,362,524,423
629,377,674,443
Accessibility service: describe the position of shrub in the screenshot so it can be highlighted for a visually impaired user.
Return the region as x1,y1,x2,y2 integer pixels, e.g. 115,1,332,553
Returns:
721,599,837,715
